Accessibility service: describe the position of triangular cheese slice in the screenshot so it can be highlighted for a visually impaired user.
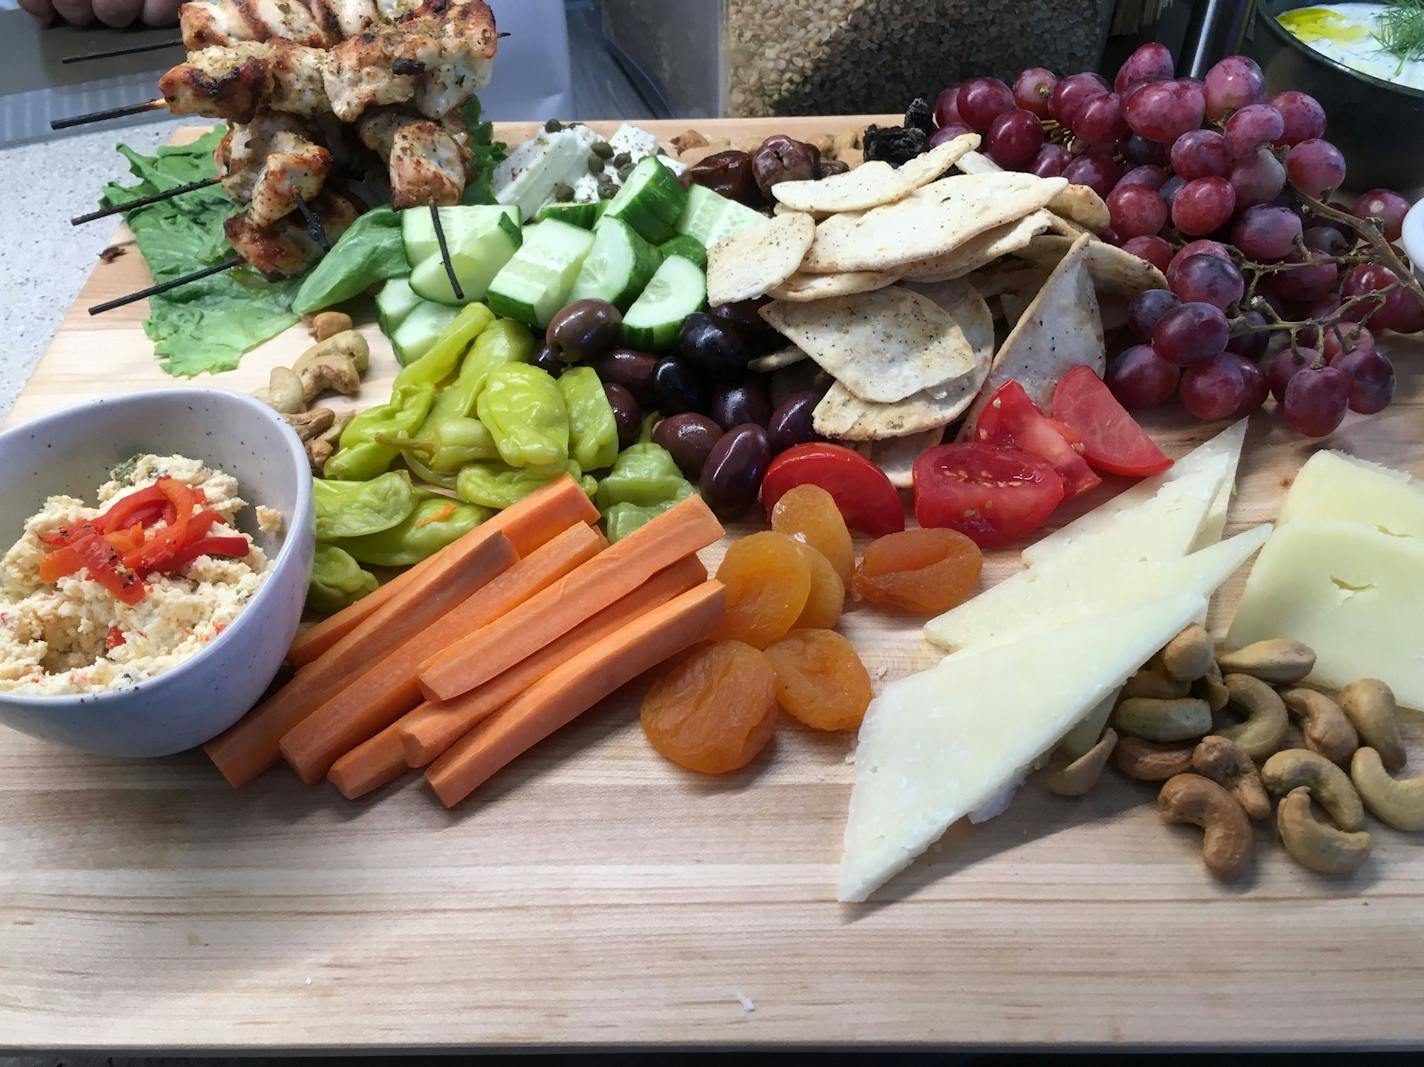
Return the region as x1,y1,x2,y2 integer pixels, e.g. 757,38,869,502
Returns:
839,589,1208,902
1276,449,1424,539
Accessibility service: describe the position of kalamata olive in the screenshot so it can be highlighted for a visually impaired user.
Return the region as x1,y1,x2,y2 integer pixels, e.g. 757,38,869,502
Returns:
588,347,658,406
686,150,759,206
652,412,723,478
768,360,833,407
816,157,851,178
699,423,771,518
767,389,825,454
676,312,752,378
545,298,621,363
652,355,709,414
603,383,642,450
529,342,563,378
752,135,818,199
710,377,772,430
707,299,782,354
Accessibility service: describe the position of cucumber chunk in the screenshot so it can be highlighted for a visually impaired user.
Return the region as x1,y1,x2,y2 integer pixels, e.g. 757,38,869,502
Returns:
675,183,766,249
537,200,607,229
391,301,460,365
401,204,519,267
569,217,664,311
602,157,688,244
620,254,706,351
657,234,707,271
375,276,422,334
407,210,522,305
486,219,597,328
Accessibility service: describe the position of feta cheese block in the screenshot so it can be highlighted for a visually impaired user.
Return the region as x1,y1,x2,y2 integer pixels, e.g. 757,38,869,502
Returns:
494,126,593,221
839,589,1208,902
1225,519,1424,710
1276,450,1424,539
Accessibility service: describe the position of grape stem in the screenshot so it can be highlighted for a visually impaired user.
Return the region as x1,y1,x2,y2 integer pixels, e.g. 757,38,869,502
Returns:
1232,283,1401,338
1296,190,1424,309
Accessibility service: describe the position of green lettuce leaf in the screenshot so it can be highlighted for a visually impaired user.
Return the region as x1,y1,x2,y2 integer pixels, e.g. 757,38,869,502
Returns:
293,206,408,316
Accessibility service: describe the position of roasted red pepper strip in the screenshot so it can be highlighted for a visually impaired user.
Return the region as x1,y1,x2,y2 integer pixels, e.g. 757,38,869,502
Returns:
164,534,251,573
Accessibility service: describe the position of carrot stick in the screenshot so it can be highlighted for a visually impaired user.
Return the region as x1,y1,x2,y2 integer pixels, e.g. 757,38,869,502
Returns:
278,521,607,785
327,723,407,800
399,554,709,767
417,496,724,704
204,531,517,789
286,475,598,667
426,580,725,807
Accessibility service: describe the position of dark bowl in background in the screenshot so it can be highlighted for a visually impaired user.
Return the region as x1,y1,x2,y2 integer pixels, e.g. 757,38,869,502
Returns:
1248,0,1424,197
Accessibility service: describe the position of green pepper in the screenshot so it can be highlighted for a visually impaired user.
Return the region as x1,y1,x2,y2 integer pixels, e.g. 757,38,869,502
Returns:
333,493,490,567
392,302,495,391
382,416,500,473
324,381,436,481
602,495,690,543
456,458,582,510
477,363,571,469
441,318,537,416
307,544,378,614
402,450,459,492
312,469,418,540
595,443,691,509
558,366,619,473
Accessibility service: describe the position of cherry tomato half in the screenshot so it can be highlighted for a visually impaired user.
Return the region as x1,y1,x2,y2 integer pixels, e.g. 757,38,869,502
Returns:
1052,365,1174,477
761,443,905,536
973,380,1102,498
913,443,1065,548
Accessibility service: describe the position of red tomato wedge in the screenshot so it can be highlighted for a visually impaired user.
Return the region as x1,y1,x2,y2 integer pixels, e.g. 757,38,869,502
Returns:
913,443,1065,549
1052,365,1174,477
761,443,905,536
972,380,1102,498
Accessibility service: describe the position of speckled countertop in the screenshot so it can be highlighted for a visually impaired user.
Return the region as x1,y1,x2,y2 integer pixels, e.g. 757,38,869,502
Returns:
0,117,186,423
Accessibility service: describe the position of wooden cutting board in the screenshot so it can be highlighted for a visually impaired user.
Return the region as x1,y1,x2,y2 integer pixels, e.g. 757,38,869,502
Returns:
3,118,1424,1050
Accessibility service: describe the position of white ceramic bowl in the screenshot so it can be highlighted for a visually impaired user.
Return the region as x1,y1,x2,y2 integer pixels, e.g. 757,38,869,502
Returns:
1403,199,1424,285
0,389,314,757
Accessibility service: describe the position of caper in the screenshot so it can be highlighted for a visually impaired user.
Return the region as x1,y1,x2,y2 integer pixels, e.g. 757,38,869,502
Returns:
597,179,618,199
552,182,574,202
612,151,632,167
544,118,563,133
591,140,614,159
617,164,633,181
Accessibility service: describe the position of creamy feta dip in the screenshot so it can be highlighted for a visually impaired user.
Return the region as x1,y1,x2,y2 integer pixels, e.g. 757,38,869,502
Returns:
1278,4,1424,91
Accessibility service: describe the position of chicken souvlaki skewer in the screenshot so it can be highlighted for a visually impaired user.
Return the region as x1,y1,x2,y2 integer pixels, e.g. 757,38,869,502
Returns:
355,107,472,208
179,0,489,48
214,112,339,226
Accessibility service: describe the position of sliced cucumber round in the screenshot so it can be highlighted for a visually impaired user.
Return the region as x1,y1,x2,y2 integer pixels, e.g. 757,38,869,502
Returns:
620,254,706,351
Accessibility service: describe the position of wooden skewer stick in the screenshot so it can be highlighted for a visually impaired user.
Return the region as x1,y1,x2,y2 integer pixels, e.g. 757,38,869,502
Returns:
51,98,167,131
62,39,183,64
296,193,332,252
89,256,241,316
71,177,221,226
429,201,464,301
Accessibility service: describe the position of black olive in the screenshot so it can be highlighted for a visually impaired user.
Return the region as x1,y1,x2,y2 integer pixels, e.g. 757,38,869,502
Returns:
766,390,826,454
676,312,752,378
588,347,659,406
710,378,772,431
529,342,563,378
545,299,622,363
652,413,724,478
603,383,643,450
652,355,709,415
699,423,771,518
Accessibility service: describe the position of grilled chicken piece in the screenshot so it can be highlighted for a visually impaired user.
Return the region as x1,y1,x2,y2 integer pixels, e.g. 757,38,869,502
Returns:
159,42,329,122
321,28,431,122
416,1,497,116
224,188,359,277
357,107,470,207
180,0,335,48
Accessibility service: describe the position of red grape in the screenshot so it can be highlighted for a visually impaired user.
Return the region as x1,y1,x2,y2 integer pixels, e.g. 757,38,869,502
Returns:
1351,188,1410,242
1062,153,1122,198
1221,352,1269,415
1123,235,1174,272
1389,293,1424,334
934,86,963,128
1266,345,1317,402
930,122,975,146
985,108,1044,169
1302,224,1350,256
1013,68,1057,118
1099,227,1122,247
1340,264,1411,328
1152,301,1230,365
1227,309,1270,359
1224,103,1285,157
1127,288,1180,339
1107,183,1168,238
1117,164,1169,190
1124,79,1206,144
1230,205,1303,262
1272,250,1339,304
1203,55,1266,119
1028,143,1071,177
1160,174,1186,207
1331,347,1396,414
1286,138,1346,197
959,77,1015,132
1172,176,1236,236
1170,253,1244,310
1115,43,1175,94
1283,363,1350,437
1049,72,1109,127
1124,133,1169,165
1269,90,1327,145
1074,92,1129,147
1321,323,1375,363
1170,129,1235,180
1107,343,1181,408
1180,354,1248,420
1229,147,1287,209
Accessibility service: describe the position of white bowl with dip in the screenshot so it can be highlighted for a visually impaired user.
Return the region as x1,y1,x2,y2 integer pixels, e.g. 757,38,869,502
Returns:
0,389,313,757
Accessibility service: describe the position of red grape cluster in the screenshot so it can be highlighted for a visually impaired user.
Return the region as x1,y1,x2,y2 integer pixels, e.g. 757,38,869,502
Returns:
928,44,1424,439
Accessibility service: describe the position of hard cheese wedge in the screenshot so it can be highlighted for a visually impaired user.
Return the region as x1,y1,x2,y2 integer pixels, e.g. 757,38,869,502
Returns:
1276,449,1424,537
840,589,1208,902
1225,519,1424,710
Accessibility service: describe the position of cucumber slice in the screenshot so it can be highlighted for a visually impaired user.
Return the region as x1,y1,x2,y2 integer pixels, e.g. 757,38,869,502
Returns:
602,157,688,244
407,210,522,305
657,234,707,271
620,254,706,351
537,200,607,229
401,204,519,266
675,183,767,249
486,219,597,328
568,217,663,311
390,301,459,365
375,276,422,334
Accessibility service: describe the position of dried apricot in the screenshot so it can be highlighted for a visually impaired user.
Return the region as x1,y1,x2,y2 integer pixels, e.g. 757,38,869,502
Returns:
853,528,983,615
640,640,778,774
764,629,872,732
794,542,845,629
770,484,854,585
712,531,811,648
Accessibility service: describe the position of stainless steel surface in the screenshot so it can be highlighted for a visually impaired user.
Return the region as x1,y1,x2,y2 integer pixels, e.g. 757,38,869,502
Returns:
1182,0,1254,77
600,0,721,116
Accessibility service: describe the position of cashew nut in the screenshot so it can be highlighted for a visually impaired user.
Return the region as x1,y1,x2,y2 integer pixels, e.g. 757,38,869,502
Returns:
1161,623,1214,683
1114,696,1212,743
1157,773,1254,880
1044,728,1117,796
1338,679,1406,773
1260,748,1365,831
1191,735,1271,821
253,366,306,414
1350,747,1424,832
298,352,361,405
309,310,353,341
293,329,370,376
1276,787,1372,875
1195,659,1230,713
1216,638,1316,685
1114,735,1195,781
1280,687,1359,766
1218,673,1289,761
306,438,334,475
1121,668,1191,700
283,407,336,442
